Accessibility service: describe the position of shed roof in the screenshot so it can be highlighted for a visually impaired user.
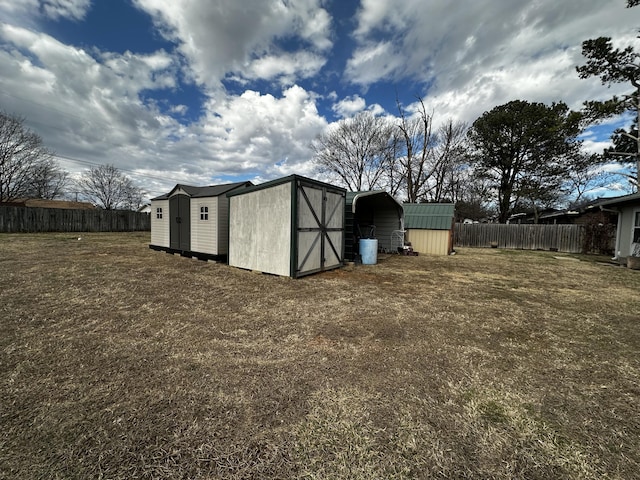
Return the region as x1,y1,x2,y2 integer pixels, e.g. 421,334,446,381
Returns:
151,181,252,200
403,203,455,230
226,174,346,198
345,190,403,213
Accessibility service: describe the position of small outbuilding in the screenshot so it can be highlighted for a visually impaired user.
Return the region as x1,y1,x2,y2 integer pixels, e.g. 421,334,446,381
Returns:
345,191,404,260
227,175,346,278
149,181,252,259
592,192,640,262
403,203,455,255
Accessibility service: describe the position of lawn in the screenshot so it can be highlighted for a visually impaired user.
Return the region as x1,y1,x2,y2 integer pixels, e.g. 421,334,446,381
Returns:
1,232,639,479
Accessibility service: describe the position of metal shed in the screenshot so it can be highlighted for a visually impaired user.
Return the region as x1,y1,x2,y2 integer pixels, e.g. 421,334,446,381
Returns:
345,191,404,260
227,175,346,278
403,203,455,255
149,181,252,259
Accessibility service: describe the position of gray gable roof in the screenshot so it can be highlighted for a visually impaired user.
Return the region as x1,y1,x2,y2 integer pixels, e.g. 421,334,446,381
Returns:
403,203,455,230
151,181,252,200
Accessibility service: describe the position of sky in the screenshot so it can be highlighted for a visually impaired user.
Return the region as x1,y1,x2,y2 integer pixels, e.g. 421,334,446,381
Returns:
0,0,639,200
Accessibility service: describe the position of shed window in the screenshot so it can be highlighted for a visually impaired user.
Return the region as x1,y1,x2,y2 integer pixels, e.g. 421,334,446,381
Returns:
633,211,640,244
156,207,163,219
200,206,209,220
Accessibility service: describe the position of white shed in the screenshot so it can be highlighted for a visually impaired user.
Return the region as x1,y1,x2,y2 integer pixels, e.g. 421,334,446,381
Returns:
149,181,252,259
227,175,346,278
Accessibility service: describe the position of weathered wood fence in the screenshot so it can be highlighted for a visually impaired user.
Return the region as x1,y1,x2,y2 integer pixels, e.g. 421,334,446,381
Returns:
454,223,586,253
0,206,150,233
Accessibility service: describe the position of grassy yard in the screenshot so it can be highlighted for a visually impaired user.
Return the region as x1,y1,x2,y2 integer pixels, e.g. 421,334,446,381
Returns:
1,232,639,479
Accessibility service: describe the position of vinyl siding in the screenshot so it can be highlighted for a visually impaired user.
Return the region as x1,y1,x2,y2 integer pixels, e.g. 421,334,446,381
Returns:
190,197,219,255
150,199,170,248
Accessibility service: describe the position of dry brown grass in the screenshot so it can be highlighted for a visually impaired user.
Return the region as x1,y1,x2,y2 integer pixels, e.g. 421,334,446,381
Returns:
1,232,639,479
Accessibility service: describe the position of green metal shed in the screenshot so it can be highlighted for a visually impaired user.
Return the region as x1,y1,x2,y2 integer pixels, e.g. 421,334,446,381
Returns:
403,203,455,255
345,191,404,260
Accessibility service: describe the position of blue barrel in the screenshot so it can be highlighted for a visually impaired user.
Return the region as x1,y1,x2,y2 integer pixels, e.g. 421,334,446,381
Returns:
359,238,378,265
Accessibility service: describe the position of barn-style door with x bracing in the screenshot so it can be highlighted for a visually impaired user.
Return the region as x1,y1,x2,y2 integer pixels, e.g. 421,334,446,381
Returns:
295,181,345,277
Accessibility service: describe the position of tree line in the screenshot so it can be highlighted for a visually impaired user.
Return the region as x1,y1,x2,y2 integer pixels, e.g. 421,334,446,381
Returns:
313,0,640,223
0,111,144,210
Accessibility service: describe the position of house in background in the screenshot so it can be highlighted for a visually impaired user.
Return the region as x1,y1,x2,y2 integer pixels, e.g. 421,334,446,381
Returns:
404,203,456,255
345,191,404,260
149,181,252,259
227,175,346,278
137,203,151,214
592,192,640,261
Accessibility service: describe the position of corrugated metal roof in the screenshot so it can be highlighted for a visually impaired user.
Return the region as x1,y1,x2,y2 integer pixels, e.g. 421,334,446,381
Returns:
151,181,252,200
345,190,403,213
403,203,455,230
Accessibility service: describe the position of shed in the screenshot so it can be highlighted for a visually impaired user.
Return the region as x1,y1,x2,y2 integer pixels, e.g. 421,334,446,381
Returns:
345,191,404,260
227,175,346,278
403,203,455,255
592,192,640,262
149,181,252,259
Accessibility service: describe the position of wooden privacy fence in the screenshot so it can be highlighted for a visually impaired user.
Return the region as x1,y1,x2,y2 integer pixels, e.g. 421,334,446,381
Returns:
454,223,585,253
0,206,150,233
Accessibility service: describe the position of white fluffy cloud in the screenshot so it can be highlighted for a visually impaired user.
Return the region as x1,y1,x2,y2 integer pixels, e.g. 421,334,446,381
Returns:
0,0,91,21
348,0,640,116
332,95,366,118
132,0,332,89
0,21,328,196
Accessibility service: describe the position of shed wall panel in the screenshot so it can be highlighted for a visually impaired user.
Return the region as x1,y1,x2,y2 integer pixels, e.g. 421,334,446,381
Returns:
407,229,450,255
190,197,219,255
150,199,170,247
297,231,322,272
298,186,323,229
229,183,292,276
325,191,344,229
324,230,343,267
374,208,402,253
217,194,231,254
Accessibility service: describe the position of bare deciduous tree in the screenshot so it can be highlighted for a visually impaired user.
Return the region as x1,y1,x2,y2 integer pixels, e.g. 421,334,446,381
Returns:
0,110,61,202
28,157,69,199
76,164,144,210
394,98,469,203
429,120,469,202
312,111,395,191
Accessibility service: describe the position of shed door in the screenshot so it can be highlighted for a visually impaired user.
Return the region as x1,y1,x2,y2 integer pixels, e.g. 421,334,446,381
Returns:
170,194,190,251
296,183,344,276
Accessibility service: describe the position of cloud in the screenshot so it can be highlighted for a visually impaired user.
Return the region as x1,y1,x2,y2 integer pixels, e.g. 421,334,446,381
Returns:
332,95,366,118
132,0,333,88
0,0,91,22
347,0,640,115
